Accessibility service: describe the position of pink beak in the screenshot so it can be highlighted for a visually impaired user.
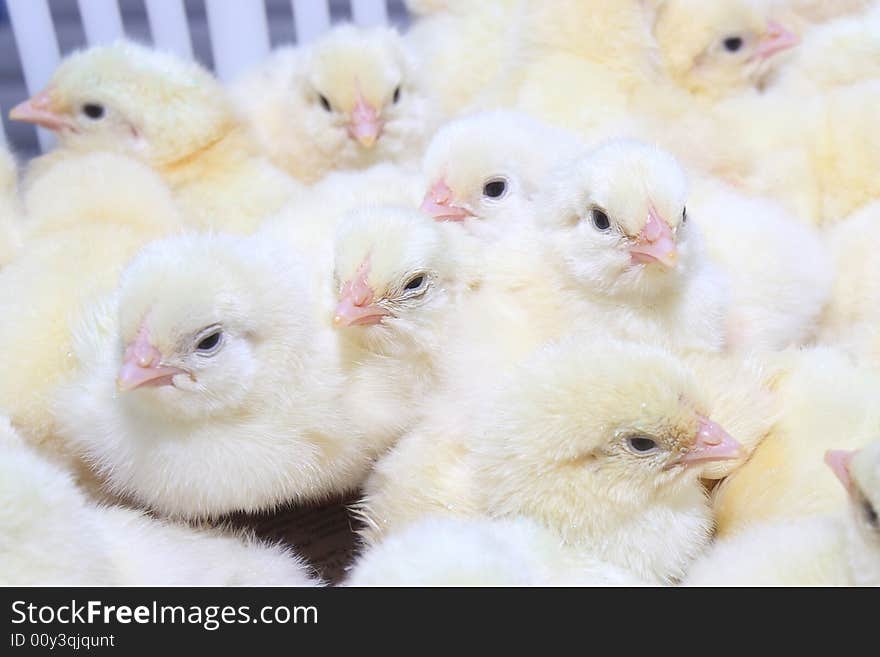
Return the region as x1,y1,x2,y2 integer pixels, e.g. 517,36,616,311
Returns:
347,91,383,148
117,325,187,391
420,179,474,222
333,260,391,328
676,416,744,467
629,206,678,268
9,90,76,133
825,449,855,492
756,20,799,60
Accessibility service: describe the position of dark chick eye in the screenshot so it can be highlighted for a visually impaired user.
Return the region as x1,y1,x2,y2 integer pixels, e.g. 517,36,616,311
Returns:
196,330,223,353
682,206,687,224
393,86,401,104
628,436,659,453
723,36,743,52
591,208,611,231
82,103,105,120
319,94,332,112
862,499,879,529
404,274,425,291
482,179,507,199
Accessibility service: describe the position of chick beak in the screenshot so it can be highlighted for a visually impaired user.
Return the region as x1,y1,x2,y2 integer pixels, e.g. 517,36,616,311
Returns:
629,206,678,268
756,20,799,60
348,91,383,148
676,416,744,467
117,325,186,392
420,179,474,222
9,90,75,132
825,449,855,493
333,264,390,328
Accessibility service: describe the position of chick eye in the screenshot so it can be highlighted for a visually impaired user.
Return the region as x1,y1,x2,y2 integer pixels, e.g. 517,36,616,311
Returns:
318,94,332,112
627,435,659,454
393,86,401,104
482,178,508,199
403,274,426,291
862,499,879,529
591,208,611,231
723,36,743,52
682,206,687,224
194,328,223,355
82,103,105,120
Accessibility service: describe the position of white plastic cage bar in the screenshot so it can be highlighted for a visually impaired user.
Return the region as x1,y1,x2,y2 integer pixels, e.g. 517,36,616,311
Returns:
144,0,194,60
6,0,62,151
77,0,125,45
204,0,271,82
292,0,331,44
351,0,389,27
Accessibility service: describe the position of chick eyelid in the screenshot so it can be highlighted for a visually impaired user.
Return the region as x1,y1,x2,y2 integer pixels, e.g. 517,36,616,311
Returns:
397,271,433,298
192,324,224,356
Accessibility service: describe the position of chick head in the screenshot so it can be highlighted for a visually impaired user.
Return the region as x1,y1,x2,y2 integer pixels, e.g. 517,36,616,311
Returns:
653,0,799,98
297,25,428,168
541,139,695,300
115,233,311,422
420,111,569,240
473,338,742,546
9,41,236,168
332,206,456,354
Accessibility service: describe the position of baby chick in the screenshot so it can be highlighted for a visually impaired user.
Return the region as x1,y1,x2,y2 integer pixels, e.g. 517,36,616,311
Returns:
0,152,182,476
10,40,300,233
713,347,880,537
0,146,21,268
361,338,743,584
346,516,645,586
53,232,368,519
331,206,463,451
232,24,435,183
419,110,581,243
685,441,880,586
536,139,730,353
0,417,318,586
652,0,800,100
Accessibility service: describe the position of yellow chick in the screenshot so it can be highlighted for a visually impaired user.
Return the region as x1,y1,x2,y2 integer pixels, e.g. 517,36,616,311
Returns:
10,40,300,233
536,139,730,353
232,24,435,183
685,440,880,586
347,516,645,586
0,146,22,268
0,152,182,475
0,417,318,586
652,0,800,100
53,232,369,519
713,347,880,537
689,176,833,351
360,338,743,583
331,206,464,454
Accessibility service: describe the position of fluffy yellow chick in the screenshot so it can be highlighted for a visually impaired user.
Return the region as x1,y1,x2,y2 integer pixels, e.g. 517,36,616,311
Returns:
232,24,435,183
0,417,318,586
331,206,464,452
347,516,645,586
768,4,880,94
652,0,800,100
360,338,743,583
713,347,880,537
53,232,369,519
536,139,730,353
685,440,880,586
405,0,526,115
689,176,833,350
10,40,300,233
0,153,182,474
0,146,21,267
418,110,581,244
